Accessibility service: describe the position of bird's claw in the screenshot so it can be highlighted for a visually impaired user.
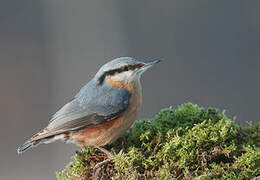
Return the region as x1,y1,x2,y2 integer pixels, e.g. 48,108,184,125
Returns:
93,158,112,179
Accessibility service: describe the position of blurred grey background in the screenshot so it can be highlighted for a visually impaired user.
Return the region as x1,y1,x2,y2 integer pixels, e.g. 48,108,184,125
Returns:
0,1,259,179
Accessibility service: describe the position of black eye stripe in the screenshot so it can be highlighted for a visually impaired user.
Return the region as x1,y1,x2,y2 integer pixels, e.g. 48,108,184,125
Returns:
98,64,144,85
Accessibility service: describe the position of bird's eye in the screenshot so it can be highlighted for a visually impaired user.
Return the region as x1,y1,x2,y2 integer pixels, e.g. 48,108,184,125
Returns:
123,66,129,71
138,64,145,68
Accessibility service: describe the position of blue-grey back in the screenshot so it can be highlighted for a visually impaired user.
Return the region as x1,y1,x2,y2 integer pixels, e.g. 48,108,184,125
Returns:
47,79,130,130
76,79,130,115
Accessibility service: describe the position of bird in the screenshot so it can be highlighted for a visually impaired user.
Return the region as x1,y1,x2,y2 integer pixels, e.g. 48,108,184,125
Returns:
17,57,160,167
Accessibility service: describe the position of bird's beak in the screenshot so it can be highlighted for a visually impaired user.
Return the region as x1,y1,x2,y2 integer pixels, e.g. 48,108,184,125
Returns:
137,59,161,76
143,59,161,68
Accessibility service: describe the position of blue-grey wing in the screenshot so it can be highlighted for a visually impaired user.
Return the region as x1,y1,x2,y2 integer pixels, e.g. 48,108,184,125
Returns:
76,80,130,116
31,81,130,141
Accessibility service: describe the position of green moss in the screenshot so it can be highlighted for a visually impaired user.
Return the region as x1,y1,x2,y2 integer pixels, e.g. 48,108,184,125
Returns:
56,147,95,180
56,103,260,180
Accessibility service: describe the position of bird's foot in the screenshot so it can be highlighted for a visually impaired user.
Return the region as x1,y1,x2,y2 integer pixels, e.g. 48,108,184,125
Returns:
93,158,112,178
92,146,114,179
94,145,114,159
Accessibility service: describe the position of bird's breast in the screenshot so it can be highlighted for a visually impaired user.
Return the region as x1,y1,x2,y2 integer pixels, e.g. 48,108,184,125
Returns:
70,78,142,147
106,76,143,117
101,77,143,144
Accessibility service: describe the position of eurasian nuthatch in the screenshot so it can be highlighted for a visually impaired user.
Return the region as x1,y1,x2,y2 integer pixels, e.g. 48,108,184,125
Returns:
17,57,160,160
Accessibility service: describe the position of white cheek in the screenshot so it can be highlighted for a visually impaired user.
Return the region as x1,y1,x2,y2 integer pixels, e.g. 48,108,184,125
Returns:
111,71,133,81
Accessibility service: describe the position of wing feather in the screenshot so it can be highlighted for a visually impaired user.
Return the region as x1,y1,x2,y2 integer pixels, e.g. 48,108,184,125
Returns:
30,81,130,141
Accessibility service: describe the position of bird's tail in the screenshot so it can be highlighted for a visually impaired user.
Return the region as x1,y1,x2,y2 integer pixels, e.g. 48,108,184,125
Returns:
17,140,41,154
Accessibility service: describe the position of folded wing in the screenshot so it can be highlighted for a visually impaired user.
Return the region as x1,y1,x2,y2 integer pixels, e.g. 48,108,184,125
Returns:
30,82,130,141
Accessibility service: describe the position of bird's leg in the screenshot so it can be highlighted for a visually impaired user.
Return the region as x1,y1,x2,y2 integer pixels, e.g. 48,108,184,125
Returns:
94,145,114,159
93,145,114,177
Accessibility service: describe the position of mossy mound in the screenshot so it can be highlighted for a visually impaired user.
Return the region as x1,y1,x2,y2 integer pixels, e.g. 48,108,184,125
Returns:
56,103,260,180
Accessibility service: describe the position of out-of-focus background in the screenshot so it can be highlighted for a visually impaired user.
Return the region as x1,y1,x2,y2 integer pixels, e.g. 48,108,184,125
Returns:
0,1,259,179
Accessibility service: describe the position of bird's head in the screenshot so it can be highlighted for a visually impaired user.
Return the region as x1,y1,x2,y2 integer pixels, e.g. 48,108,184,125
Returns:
94,57,160,86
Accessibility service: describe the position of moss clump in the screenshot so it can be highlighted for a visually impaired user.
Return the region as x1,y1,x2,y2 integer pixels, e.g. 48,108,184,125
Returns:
56,103,260,180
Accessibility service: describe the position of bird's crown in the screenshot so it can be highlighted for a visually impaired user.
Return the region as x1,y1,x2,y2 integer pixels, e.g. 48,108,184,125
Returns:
94,57,160,85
